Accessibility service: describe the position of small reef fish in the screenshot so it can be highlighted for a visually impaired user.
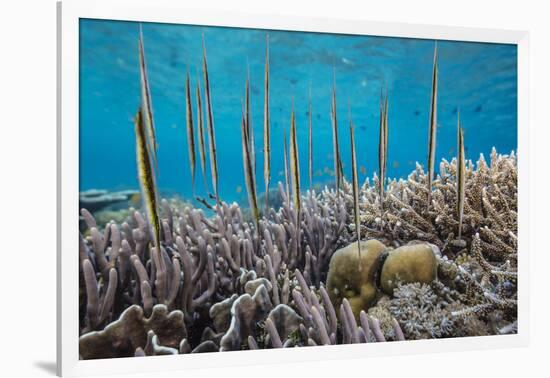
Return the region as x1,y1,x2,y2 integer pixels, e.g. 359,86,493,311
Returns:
331,74,342,197
240,107,260,234
130,192,141,205
349,119,362,267
359,165,367,175
263,35,271,214
138,25,159,173
202,36,220,202
236,185,242,194
185,71,196,192
134,107,162,263
323,166,335,177
196,80,208,191
289,107,301,216
427,43,438,209
341,57,353,65
456,112,466,239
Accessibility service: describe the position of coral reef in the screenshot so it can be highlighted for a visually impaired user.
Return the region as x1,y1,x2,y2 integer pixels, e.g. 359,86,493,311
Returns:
78,150,518,358
343,149,517,323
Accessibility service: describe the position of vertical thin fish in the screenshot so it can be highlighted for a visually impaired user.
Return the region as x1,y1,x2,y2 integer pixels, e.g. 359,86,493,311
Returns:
349,119,362,266
378,92,389,212
134,107,162,268
289,106,301,216
185,71,196,192
338,158,344,189
308,85,313,191
384,96,389,179
263,35,271,215
241,107,260,234
196,79,208,191
456,112,466,239
427,43,438,209
138,25,159,173
202,36,219,202
289,106,302,253
378,93,384,205
245,76,256,182
331,73,341,197
283,131,291,204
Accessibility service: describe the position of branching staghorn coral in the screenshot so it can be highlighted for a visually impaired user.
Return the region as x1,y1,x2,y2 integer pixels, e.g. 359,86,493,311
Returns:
379,280,494,340
354,149,517,262
387,282,458,339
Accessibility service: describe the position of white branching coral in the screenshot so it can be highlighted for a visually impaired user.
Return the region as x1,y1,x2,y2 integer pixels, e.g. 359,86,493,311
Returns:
351,149,517,263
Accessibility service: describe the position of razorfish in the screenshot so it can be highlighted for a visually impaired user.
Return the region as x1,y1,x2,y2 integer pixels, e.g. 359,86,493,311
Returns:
349,118,362,267
202,36,219,202
195,80,208,191
378,92,389,212
263,35,271,214
283,131,291,205
331,77,342,197
185,71,196,192
289,107,301,216
427,43,438,209
456,112,466,239
134,107,162,270
138,25,159,173
244,76,256,181
308,86,313,191
241,106,260,234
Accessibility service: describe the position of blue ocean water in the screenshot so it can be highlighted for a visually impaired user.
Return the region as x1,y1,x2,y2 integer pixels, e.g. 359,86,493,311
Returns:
79,19,517,206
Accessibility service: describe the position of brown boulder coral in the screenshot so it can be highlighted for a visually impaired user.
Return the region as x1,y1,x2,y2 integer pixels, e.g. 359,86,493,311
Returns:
380,243,439,295
326,239,386,319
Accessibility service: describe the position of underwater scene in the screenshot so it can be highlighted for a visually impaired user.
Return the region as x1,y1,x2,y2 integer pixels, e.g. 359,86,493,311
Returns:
78,18,518,359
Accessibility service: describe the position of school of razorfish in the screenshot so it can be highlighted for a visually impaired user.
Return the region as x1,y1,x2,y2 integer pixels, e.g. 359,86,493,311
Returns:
134,29,467,271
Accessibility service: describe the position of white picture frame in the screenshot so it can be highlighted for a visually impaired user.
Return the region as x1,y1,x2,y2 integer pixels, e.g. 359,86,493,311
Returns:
57,0,530,376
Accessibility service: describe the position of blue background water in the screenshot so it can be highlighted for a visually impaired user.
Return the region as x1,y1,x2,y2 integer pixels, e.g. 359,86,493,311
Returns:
79,19,517,206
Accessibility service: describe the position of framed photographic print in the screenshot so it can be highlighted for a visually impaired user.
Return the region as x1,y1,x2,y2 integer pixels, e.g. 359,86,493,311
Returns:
57,0,529,376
